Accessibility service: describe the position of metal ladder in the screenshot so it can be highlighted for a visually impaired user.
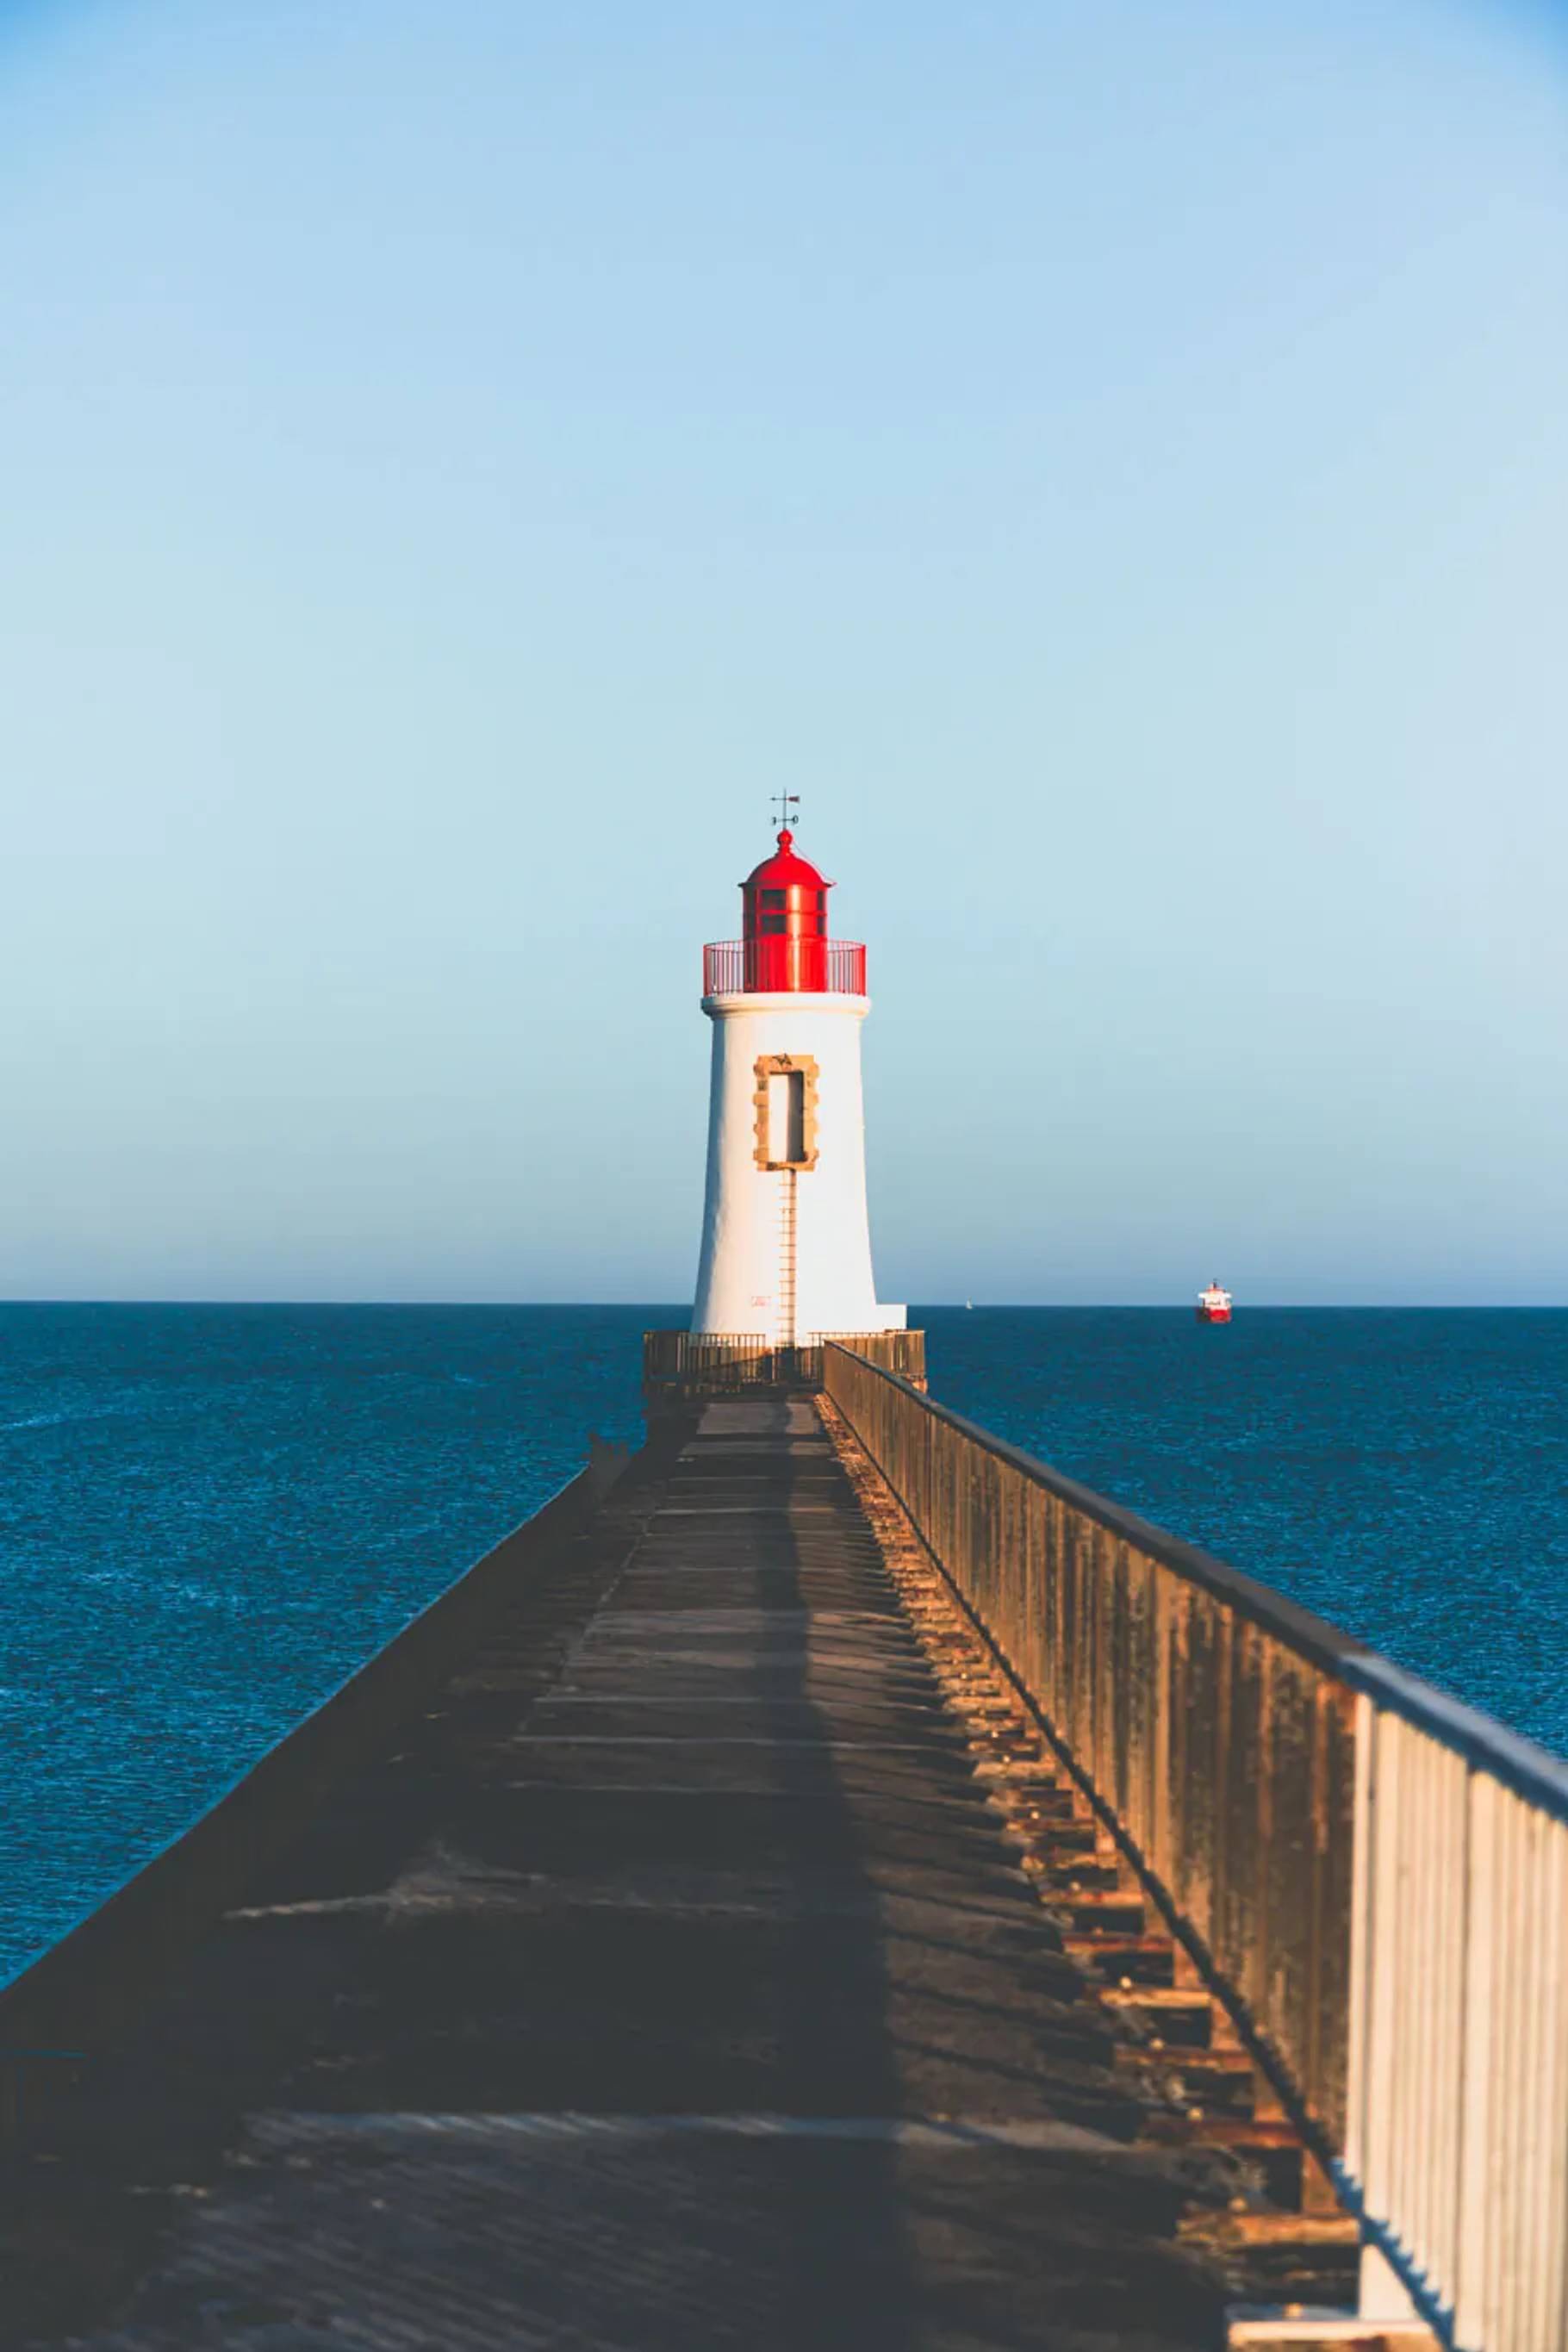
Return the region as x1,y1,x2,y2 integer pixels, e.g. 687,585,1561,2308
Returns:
775,1168,798,1347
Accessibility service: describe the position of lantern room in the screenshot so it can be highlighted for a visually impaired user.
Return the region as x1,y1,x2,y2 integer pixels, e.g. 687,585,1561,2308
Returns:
741,828,831,992
700,824,868,996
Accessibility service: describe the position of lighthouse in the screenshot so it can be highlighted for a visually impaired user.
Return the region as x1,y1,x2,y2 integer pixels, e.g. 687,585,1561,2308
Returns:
691,820,905,1346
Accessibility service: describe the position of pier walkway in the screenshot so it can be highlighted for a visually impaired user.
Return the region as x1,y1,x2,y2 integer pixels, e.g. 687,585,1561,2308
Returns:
13,1401,1235,2351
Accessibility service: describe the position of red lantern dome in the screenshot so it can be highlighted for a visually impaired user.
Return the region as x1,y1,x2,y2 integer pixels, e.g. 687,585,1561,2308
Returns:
701,827,867,996
741,828,831,992
742,829,832,901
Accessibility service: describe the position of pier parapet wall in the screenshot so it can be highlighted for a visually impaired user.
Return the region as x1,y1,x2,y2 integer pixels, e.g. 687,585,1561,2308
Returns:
0,1437,635,2122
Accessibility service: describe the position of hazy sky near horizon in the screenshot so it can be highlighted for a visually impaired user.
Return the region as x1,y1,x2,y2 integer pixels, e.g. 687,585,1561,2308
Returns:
2,0,1565,1305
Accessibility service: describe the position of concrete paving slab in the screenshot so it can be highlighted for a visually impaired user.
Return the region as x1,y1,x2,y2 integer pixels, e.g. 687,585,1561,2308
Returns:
87,2110,1223,2352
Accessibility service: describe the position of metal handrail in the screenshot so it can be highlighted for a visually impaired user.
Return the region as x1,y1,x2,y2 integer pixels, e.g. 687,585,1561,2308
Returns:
823,1349,1568,1820
701,938,868,996
824,1343,1568,2350
644,1329,926,1396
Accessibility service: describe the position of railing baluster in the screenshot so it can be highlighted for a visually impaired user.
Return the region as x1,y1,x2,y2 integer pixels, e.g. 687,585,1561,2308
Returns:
702,937,867,996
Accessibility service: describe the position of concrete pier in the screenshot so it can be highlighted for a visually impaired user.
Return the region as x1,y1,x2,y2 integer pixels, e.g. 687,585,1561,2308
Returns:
6,1401,1238,2349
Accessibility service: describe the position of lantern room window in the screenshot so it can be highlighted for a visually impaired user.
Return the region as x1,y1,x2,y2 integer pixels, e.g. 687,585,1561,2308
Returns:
761,889,786,909
767,1070,805,1165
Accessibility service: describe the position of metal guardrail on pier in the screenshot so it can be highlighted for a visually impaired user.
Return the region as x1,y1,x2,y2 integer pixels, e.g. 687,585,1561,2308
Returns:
643,1330,773,1393
644,1328,925,1397
824,1343,1568,2352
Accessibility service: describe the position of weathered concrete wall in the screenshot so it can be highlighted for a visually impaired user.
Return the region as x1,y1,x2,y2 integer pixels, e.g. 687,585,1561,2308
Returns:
0,1440,632,2099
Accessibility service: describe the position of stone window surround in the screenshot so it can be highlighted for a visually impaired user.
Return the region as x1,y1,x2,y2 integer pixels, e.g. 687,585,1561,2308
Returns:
752,1053,819,1172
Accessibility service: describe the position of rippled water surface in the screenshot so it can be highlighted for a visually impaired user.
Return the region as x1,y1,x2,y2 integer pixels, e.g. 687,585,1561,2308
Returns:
930,1307,1568,1757
1,1303,1564,1976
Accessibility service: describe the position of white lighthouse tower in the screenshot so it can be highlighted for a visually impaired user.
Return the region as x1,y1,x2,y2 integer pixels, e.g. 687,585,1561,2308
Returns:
691,819,905,1347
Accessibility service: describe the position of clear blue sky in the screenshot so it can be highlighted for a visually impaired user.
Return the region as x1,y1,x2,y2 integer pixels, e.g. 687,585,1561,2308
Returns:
1,0,1563,1304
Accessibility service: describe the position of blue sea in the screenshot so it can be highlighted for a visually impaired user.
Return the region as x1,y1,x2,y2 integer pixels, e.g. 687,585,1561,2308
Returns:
1,1304,1565,1979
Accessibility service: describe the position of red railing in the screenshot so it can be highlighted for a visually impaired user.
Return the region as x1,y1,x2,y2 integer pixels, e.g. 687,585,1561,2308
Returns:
702,938,867,996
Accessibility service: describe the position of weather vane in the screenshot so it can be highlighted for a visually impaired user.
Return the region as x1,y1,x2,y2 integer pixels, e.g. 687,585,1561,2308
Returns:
770,792,800,834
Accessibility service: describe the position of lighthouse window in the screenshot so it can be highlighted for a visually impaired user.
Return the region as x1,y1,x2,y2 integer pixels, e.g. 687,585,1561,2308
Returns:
760,913,786,933
767,1070,806,1166
760,890,786,909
